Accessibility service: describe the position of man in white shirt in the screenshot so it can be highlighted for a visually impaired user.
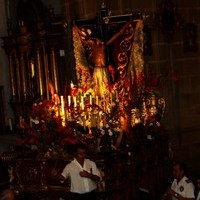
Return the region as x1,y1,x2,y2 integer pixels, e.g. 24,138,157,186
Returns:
166,162,195,200
52,143,100,200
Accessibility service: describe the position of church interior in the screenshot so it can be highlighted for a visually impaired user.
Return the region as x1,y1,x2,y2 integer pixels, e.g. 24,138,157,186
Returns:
0,0,200,199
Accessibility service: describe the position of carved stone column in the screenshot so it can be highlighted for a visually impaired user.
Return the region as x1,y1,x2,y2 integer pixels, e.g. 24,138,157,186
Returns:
2,28,17,101
43,46,50,99
35,49,45,99
14,51,21,101
8,54,15,99
16,23,31,101
50,48,59,94
34,22,47,100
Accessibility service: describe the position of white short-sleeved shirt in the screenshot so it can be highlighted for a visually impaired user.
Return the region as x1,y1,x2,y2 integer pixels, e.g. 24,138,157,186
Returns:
171,176,195,200
61,158,100,194
196,191,200,200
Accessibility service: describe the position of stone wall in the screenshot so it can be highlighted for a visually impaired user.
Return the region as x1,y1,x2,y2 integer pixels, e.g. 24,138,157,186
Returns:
147,0,200,176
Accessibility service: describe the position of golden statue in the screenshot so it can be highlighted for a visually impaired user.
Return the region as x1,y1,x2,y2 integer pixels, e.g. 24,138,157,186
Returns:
72,26,110,98
91,39,109,97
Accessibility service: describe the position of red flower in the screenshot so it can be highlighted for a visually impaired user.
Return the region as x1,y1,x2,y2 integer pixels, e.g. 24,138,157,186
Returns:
17,138,26,145
81,87,88,93
28,138,36,145
61,136,77,146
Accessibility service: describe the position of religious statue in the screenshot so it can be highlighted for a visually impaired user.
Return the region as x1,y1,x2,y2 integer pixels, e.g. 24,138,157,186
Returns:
73,25,110,98
72,19,145,137
91,39,110,97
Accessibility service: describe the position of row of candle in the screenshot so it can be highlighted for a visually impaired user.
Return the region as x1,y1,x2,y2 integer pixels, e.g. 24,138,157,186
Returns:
66,91,119,108
67,95,99,108
58,90,119,129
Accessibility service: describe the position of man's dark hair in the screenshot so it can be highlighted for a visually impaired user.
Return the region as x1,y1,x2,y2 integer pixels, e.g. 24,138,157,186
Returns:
173,161,188,175
75,143,87,153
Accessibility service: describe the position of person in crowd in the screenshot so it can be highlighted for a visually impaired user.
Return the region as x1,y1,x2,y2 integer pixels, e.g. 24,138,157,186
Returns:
164,162,195,200
195,176,200,200
51,143,100,200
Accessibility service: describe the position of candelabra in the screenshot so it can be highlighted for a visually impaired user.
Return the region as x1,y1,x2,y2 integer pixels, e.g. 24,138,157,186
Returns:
131,93,165,127
59,83,121,136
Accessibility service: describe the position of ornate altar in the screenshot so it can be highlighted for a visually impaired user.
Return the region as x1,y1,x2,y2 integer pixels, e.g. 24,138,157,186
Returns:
1,0,155,125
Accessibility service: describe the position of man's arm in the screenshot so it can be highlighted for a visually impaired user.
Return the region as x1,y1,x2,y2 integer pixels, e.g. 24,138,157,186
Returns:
167,188,194,200
79,170,100,182
51,169,66,182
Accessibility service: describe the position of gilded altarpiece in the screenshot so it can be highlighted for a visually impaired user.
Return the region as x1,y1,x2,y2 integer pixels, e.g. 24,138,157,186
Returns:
2,1,69,123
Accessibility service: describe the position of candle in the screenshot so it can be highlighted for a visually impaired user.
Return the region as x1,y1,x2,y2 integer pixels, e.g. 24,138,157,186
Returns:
73,96,77,107
81,96,84,110
31,61,35,78
70,81,74,88
54,94,58,105
96,95,98,105
151,94,156,106
60,95,65,115
89,95,92,105
60,95,66,126
8,118,12,131
68,95,71,106
116,90,118,100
